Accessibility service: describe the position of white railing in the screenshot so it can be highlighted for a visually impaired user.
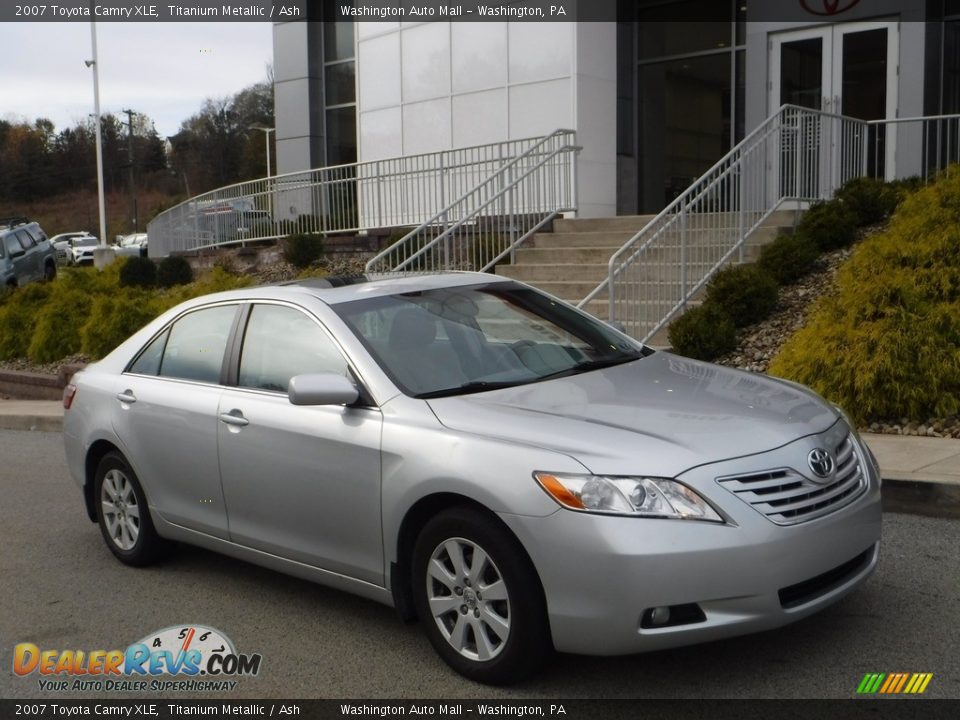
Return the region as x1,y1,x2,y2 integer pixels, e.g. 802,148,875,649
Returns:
147,133,576,258
365,130,578,274
577,105,960,343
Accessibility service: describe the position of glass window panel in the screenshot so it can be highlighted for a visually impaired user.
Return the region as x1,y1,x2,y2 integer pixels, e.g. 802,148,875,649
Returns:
780,37,823,109
129,329,169,376
239,305,347,393
325,107,357,165
159,305,236,384
324,61,355,106
16,230,36,250
842,29,887,120
638,54,733,212
944,21,960,114
323,1,354,61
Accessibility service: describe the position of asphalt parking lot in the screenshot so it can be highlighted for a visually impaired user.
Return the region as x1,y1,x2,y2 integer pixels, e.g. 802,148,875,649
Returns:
2,429,958,700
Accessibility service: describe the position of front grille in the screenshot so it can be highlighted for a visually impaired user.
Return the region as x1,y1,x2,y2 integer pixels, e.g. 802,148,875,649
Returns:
716,433,866,525
778,547,874,608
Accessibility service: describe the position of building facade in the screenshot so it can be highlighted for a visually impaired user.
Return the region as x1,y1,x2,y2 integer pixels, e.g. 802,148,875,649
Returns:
273,0,960,219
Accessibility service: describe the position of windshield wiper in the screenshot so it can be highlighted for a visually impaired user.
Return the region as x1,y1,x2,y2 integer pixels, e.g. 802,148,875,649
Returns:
415,380,528,399
537,353,643,381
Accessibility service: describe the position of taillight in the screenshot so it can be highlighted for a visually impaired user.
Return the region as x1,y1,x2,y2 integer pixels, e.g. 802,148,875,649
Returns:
63,383,77,410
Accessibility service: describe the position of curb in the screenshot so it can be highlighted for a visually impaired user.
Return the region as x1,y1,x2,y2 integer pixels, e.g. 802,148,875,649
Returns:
0,414,64,432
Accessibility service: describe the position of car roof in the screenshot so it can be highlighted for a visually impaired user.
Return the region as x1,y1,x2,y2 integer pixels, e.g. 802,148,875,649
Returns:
183,272,516,310
281,271,515,305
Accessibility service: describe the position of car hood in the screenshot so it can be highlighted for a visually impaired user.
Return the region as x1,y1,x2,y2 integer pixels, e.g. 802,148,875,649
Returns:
426,352,838,477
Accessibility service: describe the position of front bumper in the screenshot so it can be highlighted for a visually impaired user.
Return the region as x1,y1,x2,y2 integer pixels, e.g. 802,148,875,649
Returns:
499,431,882,655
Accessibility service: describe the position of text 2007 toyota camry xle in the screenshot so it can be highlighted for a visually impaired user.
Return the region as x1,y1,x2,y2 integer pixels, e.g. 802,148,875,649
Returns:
63,273,881,684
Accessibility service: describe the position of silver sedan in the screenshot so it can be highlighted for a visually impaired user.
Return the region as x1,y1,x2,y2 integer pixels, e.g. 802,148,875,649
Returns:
63,272,882,684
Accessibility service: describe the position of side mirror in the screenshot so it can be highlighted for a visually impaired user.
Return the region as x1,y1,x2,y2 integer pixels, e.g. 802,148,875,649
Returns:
9,248,25,259
288,373,359,406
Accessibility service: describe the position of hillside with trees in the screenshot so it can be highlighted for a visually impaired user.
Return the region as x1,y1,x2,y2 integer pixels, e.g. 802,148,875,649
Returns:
0,76,274,239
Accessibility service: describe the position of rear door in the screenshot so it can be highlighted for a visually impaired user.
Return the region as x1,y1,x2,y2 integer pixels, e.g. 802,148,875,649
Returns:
216,302,384,584
112,303,240,538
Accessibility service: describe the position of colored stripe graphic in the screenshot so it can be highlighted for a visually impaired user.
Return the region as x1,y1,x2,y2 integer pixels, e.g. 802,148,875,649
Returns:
857,673,933,695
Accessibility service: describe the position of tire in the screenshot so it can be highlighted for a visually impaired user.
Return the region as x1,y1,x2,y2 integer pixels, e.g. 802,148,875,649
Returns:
94,451,169,566
412,507,551,684
43,262,56,282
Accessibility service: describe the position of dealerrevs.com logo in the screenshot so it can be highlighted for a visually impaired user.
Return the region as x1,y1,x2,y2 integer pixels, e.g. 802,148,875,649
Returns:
13,625,262,692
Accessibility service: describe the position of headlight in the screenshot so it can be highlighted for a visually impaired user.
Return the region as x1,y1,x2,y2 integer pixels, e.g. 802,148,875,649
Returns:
534,472,723,522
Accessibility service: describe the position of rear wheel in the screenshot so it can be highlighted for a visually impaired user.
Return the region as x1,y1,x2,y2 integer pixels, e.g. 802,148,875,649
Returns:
412,507,550,684
43,262,56,282
94,451,169,566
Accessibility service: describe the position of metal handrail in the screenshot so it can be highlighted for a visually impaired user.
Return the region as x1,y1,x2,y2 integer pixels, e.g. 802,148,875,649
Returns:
365,130,578,274
147,132,577,258
577,104,874,341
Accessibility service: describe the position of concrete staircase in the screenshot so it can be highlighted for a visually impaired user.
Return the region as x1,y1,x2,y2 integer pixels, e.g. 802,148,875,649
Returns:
496,210,800,346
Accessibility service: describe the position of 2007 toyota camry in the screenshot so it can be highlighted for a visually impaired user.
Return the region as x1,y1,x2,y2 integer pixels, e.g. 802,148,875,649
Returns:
63,272,881,684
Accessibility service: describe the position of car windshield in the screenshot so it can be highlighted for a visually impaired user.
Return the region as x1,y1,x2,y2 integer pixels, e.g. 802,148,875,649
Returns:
334,281,646,398
75,238,98,247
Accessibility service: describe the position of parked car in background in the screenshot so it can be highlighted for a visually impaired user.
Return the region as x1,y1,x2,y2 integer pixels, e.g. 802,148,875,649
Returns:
62,273,882,684
113,233,148,258
1,217,57,287
50,232,98,265
66,237,101,266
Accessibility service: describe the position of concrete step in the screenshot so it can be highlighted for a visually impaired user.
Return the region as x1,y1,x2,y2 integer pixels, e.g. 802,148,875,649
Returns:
553,215,658,233
513,246,617,265
529,231,639,248
497,263,610,283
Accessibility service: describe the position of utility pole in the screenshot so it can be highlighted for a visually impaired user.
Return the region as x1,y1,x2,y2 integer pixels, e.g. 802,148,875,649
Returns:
122,108,137,233
86,18,107,256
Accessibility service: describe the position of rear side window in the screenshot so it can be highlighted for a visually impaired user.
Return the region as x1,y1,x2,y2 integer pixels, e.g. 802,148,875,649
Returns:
15,230,36,250
23,225,46,243
128,329,170,376
238,304,348,393
157,305,237,384
4,235,20,257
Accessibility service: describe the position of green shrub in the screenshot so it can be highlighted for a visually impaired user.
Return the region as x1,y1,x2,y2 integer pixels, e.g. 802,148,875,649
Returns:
80,289,161,359
26,271,95,363
704,264,779,327
797,200,858,251
835,177,900,226
770,171,960,423
157,256,194,288
668,304,738,361
283,233,323,269
119,256,158,288
0,283,52,360
758,231,820,285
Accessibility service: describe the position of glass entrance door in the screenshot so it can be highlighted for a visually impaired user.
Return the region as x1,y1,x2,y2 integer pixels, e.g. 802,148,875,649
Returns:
770,21,899,179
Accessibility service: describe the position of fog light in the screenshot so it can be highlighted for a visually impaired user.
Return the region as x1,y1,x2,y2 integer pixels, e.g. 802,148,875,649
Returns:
649,606,671,626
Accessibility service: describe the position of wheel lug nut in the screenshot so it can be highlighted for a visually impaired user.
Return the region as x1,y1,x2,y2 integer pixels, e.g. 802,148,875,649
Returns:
455,587,462,595
464,578,471,587
476,593,482,600
473,609,480,618
460,605,468,614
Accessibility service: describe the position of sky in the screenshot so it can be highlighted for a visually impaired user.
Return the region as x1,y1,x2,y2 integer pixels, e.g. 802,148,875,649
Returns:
0,22,274,138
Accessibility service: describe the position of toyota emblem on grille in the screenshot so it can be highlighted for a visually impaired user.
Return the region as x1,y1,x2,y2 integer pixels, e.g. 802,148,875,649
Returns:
808,448,835,479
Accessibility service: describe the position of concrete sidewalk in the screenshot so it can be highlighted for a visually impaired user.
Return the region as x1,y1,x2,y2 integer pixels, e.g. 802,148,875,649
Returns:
1,398,958,487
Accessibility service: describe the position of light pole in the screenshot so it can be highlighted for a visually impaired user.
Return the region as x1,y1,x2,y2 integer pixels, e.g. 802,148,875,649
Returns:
86,17,112,267
249,125,275,177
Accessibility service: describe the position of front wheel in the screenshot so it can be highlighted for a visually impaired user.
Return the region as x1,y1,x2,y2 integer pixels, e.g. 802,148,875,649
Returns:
94,451,169,566
412,507,550,684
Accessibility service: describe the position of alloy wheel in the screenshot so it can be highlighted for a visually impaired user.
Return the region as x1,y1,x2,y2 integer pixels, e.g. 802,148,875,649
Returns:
100,469,140,551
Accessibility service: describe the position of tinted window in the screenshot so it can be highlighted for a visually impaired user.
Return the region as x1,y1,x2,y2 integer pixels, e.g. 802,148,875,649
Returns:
129,329,170,376
158,305,237,383
4,235,21,257
238,304,347,393
15,230,36,250
23,226,46,243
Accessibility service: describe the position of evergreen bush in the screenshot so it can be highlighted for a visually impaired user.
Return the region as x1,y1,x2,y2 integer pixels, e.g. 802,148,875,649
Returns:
157,256,194,288
770,172,960,423
797,200,858,251
835,177,900,226
283,233,323,269
668,304,738,361
704,264,779,327
119,256,158,288
758,231,820,285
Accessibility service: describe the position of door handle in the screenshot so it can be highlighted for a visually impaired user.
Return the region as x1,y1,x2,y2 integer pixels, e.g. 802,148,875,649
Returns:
218,411,249,427
116,390,136,404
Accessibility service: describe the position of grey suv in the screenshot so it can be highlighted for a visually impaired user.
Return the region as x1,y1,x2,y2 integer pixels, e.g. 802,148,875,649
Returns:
1,218,57,288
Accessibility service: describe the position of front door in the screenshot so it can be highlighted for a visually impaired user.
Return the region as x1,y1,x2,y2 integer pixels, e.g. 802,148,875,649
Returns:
770,21,899,180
